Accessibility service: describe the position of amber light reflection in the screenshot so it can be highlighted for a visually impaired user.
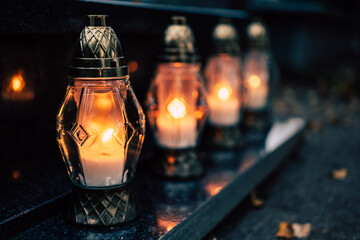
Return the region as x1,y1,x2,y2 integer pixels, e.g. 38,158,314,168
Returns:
157,217,178,233
206,182,224,196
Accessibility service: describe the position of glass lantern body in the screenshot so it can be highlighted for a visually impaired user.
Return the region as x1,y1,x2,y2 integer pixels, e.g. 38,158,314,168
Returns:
56,77,145,189
243,49,271,111
146,63,208,150
204,54,242,127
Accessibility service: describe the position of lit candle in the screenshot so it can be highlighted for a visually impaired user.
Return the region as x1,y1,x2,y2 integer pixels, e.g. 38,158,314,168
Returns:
208,82,241,126
2,73,35,101
156,97,197,149
76,91,126,187
245,75,268,109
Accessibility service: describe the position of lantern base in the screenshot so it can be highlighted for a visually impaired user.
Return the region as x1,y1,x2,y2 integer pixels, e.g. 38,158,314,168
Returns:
242,108,272,142
201,125,243,150
68,184,137,226
153,148,203,179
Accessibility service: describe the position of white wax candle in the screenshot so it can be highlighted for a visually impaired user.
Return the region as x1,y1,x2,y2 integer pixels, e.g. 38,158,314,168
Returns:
156,115,197,149
245,75,268,110
208,96,240,126
79,128,125,187
207,83,240,126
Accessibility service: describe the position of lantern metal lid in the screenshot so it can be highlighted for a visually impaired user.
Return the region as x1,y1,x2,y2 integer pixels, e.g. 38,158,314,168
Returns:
246,19,270,49
158,16,200,63
212,18,240,55
69,15,128,78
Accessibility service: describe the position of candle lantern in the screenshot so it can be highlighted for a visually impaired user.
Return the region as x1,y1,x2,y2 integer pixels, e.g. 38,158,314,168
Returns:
1,70,35,118
56,15,145,226
146,16,208,178
202,19,243,149
242,19,274,138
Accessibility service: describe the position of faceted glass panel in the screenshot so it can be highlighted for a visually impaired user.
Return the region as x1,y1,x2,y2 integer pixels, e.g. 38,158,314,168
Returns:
56,77,145,188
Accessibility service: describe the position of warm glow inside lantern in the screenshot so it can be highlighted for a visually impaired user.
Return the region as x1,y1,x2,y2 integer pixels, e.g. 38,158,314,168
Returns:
56,15,145,226
243,20,271,111
205,54,242,126
147,62,207,150
243,55,270,110
146,16,207,178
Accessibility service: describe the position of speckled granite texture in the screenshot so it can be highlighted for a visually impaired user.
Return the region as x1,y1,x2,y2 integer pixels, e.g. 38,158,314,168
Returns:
205,90,360,240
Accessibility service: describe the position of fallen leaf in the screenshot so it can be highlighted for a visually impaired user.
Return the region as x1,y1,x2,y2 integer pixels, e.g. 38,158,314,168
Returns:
292,223,311,238
332,168,347,180
276,222,294,238
250,190,264,208
276,222,311,239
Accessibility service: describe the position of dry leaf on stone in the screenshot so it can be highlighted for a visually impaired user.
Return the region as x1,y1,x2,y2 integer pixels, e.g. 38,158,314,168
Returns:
276,222,311,239
292,223,311,238
250,190,264,208
332,168,347,180
276,222,294,238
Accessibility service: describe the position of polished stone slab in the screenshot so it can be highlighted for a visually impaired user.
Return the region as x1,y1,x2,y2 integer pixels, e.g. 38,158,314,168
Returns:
6,118,305,239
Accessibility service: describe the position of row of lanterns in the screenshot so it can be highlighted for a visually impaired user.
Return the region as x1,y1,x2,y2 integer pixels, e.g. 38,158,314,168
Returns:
56,15,274,226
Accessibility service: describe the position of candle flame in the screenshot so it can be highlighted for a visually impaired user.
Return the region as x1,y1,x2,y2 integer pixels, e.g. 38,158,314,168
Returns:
217,86,232,100
10,74,25,93
102,128,115,142
167,97,187,119
248,75,261,89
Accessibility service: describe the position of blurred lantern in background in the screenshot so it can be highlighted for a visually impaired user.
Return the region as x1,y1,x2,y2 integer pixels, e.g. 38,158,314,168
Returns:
146,16,208,178
2,71,34,101
56,15,145,226
1,70,35,118
202,19,243,149
242,19,277,140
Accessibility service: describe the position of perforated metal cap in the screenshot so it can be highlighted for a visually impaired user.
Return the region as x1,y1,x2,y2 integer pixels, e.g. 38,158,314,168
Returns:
246,19,270,49
212,18,240,55
158,16,200,63
69,15,128,78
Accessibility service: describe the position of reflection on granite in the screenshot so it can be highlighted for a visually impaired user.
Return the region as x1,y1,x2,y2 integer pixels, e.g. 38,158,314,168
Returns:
8,118,304,239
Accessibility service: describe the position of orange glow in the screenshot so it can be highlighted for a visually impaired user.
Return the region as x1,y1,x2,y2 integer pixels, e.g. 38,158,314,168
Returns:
195,110,203,119
167,97,187,119
174,62,182,67
102,128,115,142
9,74,25,93
157,218,177,233
128,61,138,73
247,75,261,89
168,156,175,164
95,94,113,109
206,183,223,196
12,170,21,180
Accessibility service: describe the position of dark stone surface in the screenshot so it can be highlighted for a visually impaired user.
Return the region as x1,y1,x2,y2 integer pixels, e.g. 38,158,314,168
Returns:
3,119,303,239
204,95,360,239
